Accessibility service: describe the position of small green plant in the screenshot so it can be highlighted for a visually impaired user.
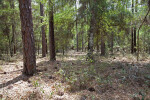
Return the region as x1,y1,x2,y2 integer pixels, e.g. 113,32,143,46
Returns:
32,80,40,88
49,91,54,99
92,95,95,100
40,88,45,93
56,68,65,76
96,76,102,85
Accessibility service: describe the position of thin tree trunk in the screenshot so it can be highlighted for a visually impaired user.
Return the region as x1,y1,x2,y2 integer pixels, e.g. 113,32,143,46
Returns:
133,0,138,53
38,43,40,55
40,2,46,57
111,32,114,55
10,0,16,57
133,27,136,52
49,0,56,61
82,30,84,52
63,47,64,55
96,29,99,52
19,0,36,75
76,0,79,52
131,27,134,53
46,37,48,54
101,32,105,56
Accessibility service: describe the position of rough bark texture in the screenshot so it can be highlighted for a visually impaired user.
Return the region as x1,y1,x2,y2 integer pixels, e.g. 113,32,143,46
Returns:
19,0,36,75
49,0,56,61
40,2,46,57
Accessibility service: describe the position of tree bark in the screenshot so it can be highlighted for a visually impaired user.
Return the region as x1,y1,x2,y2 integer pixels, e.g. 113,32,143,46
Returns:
96,28,99,52
49,0,56,61
9,0,16,57
131,27,134,53
111,32,114,55
133,27,136,52
131,0,134,54
40,2,46,57
101,32,105,56
82,30,84,52
19,0,36,75
87,1,96,60
76,0,79,52
133,0,138,53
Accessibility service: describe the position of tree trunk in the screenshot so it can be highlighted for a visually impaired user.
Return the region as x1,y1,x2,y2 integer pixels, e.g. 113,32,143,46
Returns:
49,0,56,61
101,33,105,56
133,27,136,53
96,29,99,52
82,31,84,52
63,47,65,55
131,0,137,54
38,43,40,55
87,1,96,60
9,0,16,57
19,0,36,75
111,32,114,55
76,0,79,52
87,18,94,60
131,27,134,53
133,0,138,53
46,38,48,54
40,2,46,57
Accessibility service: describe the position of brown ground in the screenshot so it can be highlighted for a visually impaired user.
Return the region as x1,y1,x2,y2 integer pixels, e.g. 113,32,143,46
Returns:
0,51,150,100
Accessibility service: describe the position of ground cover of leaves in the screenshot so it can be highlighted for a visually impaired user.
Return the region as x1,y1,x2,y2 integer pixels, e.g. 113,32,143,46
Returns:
0,51,150,100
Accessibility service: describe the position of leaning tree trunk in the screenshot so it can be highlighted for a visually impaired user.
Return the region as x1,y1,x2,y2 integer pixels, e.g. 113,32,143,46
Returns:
19,0,36,75
40,2,46,57
49,0,56,61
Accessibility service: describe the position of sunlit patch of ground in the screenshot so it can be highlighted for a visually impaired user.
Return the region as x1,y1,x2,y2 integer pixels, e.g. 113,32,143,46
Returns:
0,51,150,100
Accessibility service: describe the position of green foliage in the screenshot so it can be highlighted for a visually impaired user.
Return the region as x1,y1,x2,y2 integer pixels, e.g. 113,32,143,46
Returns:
0,0,149,59
32,80,40,88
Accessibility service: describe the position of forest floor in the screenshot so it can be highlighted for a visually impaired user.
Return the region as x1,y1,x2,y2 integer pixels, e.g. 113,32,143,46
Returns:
0,51,150,100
